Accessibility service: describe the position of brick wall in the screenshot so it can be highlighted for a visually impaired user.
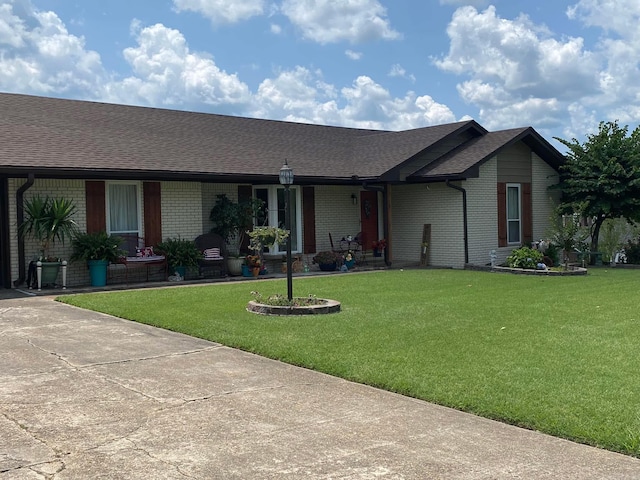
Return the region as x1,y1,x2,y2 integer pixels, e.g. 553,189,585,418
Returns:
313,185,365,253
201,183,238,233
8,178,87,287
160,181,204,241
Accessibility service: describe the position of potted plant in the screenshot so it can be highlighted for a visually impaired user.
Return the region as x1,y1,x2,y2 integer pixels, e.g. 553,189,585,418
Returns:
156,237,203,278
18,195,79,285
71,231,125,286
209,194,264,275
312,251,341,271
245,254,262,277
372,239,387,257
247,226,289,251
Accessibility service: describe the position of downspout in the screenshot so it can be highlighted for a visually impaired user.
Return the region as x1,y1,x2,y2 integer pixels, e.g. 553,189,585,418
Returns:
362,182,391,266
446,180,469,265
13,174,35,287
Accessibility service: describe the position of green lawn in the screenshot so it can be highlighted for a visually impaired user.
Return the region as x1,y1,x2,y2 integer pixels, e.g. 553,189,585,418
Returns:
59,268,640,456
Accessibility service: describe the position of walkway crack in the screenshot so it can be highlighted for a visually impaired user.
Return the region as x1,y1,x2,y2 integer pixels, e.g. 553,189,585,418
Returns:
78,345,223,369
26,339,78,370
122,438,196,478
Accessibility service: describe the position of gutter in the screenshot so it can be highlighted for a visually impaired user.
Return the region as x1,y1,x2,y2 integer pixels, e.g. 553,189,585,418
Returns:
446,180,469,265
13,174,35,287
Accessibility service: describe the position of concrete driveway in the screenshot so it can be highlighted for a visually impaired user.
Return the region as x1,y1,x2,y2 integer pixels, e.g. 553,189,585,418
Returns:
1,294,640,479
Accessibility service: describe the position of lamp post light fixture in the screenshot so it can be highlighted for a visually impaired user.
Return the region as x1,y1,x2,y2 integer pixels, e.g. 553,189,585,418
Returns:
279,160,294,301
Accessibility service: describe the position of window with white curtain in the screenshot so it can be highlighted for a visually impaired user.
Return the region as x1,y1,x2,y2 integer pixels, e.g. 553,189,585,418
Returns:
253,186,301,254
506,183,521,244
106,182,141,237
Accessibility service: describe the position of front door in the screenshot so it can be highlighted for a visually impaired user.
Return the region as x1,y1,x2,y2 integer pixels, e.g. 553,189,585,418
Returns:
360,191,378,250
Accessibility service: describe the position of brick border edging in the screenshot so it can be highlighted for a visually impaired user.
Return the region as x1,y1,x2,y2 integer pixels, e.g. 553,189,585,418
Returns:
247,299,341,316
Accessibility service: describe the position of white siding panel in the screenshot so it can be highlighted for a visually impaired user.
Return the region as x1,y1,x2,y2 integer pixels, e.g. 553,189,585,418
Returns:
532,154,561,242
391,183,464,268
466,157,499,266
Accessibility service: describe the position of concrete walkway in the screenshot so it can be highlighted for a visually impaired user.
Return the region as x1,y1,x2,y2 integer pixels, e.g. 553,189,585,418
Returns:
1,294,640,479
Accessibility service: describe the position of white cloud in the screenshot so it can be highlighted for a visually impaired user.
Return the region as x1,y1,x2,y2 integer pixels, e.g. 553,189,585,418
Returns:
567,0,640,38
345,49,362,60
566,0,640,110
172,0,264,25
104,23,251,110
270,23,282,35
280,0,400,44
435,6,602,132
252,69,455,130
388,63,415,82
0,2,106,96
389,64,405,77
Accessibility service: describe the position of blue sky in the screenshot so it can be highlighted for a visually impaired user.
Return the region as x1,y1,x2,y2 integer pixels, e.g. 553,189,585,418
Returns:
1,0,639,150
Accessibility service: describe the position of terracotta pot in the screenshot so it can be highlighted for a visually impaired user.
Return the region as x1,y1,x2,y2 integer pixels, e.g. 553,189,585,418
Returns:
252,267,260,277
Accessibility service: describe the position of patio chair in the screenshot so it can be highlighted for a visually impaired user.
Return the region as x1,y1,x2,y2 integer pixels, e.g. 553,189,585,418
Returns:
354,231,367,265
194,233,227,277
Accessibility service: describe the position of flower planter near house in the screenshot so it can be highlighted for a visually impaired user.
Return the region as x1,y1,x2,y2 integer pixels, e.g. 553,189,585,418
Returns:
313,251,341,272
87,259,109,287
227,257,244,276
318,262,337,272
40,261,62,285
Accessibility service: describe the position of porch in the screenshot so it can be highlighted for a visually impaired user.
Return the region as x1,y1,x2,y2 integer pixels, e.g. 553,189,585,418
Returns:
10,254,391,296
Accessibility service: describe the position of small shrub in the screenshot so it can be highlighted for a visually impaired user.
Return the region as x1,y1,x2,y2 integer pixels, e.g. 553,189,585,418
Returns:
544,243,560,266
506,246,544,269
542,255,554,267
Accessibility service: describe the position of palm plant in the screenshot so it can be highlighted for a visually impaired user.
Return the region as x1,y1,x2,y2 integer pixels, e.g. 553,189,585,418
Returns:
19,195,79,260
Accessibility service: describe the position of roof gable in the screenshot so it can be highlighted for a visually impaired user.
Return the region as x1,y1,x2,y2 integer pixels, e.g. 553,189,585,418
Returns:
408,127,564,181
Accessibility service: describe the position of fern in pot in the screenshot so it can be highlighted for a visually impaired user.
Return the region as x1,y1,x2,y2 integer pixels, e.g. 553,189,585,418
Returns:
71,231,125,287
156,237,203,278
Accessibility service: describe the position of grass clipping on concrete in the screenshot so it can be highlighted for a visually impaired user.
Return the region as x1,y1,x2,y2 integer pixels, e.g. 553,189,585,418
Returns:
59,268,640,457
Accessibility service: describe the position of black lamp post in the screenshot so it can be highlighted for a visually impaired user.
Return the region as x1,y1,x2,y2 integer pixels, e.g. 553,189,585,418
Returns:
279,160,294,300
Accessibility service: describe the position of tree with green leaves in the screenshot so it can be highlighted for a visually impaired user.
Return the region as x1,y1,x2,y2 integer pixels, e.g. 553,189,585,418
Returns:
554,121,640,253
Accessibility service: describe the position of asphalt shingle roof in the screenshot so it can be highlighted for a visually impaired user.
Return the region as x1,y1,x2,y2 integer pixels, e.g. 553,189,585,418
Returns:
0,92,562,183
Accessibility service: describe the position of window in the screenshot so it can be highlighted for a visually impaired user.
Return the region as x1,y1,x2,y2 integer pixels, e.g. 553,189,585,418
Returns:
506,183,521,244
106,182,141,238
253,186,302,254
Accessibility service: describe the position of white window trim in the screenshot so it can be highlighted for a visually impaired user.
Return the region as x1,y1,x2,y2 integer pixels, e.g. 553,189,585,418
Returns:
253,185,303,254
506,183,521,245
105,181,143,237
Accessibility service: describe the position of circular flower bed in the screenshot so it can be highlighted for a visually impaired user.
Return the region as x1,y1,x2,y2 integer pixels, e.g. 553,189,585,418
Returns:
247,298,341,315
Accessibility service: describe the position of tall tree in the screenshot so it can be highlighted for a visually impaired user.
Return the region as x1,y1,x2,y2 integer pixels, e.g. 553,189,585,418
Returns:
555,121,640,252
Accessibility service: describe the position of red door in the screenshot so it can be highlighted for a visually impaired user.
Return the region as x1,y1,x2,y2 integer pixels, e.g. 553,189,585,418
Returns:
360,191,378,250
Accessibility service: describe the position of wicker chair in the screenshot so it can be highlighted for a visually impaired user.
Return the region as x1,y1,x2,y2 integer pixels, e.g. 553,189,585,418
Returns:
194,233,227,277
